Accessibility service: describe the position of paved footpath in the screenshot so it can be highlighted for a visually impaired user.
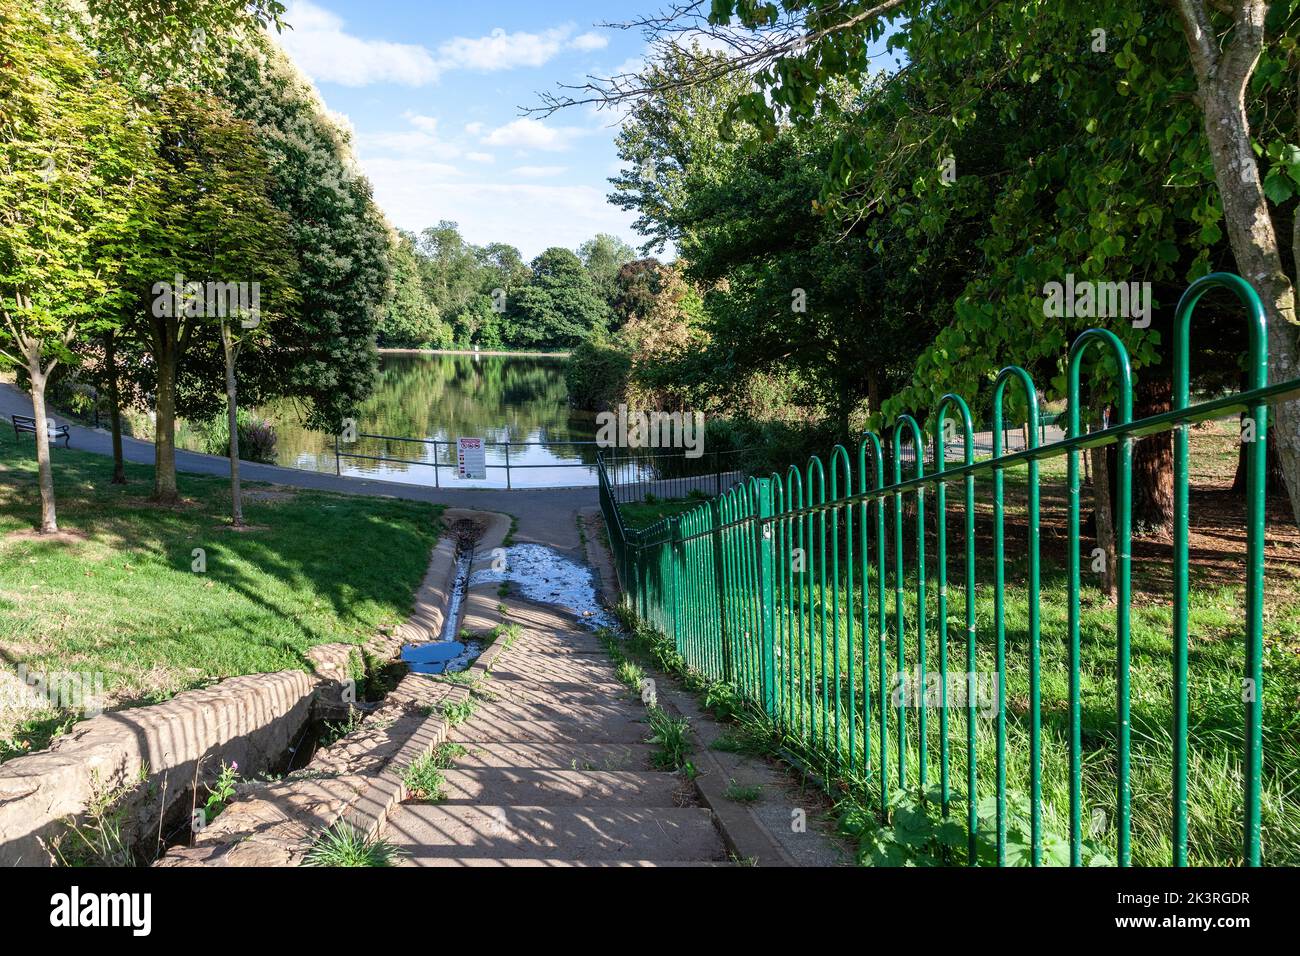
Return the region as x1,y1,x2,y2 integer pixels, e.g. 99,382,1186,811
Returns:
377,500,734,866
383,596,729,866
0,383,593,551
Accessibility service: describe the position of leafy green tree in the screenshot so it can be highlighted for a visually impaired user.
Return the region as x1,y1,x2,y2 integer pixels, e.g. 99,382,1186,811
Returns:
607,43,752,254
508,248,611,348
578,233,636,305
476,242,531,298
418,221,485,323
0,0,145,531
616,0,1300,521
128,88,296,508
455,295,505,350
75,0,288,94
377,230,449,348
213,35,390,435
613,258,665,328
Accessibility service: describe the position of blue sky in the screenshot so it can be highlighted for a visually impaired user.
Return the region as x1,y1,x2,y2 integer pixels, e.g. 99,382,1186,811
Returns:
273,0,655,260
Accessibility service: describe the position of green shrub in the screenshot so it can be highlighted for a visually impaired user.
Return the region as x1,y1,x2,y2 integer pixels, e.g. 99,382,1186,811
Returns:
564,338,632,411
199,407,278,464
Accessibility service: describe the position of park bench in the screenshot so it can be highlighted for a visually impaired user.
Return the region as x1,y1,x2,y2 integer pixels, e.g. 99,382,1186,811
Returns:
11,414,71,448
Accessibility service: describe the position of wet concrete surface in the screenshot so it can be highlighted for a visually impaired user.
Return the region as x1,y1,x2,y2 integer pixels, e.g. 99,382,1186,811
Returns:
470,544,615,630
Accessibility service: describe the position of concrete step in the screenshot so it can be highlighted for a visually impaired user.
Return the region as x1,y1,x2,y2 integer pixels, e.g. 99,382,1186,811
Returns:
506,636,606,654
489,662,622,683
491,687,639,709
452,742,656,771
471,699,642,725
433,768,685,806
502,644,607,661
385,805,725,862
389,857,729,867
488,676,628,696
453,716,649,744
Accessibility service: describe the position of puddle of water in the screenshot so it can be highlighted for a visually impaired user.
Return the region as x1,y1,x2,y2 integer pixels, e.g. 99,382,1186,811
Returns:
470,543,615,630
402,640,481,675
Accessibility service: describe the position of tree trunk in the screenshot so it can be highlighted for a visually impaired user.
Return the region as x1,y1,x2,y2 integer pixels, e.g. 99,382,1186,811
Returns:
26,357,57,534
1175,0,1300,524
1132,373,1174,534
1090,398,1116,601
153,344,179,504
104,331,126,485
222,321,243,528
867,367,881,420
1233,414,1288,494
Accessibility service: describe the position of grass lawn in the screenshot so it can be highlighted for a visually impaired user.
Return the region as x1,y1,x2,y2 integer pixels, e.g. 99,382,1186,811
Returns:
0,429,443,761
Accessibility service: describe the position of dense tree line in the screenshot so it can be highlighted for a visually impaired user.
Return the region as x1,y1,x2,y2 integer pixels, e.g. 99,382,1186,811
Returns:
376,224,637,352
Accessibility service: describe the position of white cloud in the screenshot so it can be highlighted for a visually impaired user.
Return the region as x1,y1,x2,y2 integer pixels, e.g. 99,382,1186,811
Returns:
437,27,570,72
363,158,639,259
355,112,466,160
570,31,610,52
481,118,586,151
405,113,441,134
278,1,442,87
511,165,568,178
465,152,496,164
278,7,617,87
356,130,462,160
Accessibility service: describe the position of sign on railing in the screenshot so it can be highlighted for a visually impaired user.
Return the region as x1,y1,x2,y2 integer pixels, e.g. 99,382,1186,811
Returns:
456,437,486,480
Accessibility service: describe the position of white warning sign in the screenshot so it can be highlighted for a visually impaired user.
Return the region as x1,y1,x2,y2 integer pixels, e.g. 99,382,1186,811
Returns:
456,437,487,480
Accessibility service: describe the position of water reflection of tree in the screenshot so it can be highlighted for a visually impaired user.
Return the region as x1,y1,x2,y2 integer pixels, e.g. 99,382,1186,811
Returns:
259,355,598,475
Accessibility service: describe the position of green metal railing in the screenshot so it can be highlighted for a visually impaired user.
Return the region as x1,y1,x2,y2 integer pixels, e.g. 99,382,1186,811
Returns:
597,273,1300,867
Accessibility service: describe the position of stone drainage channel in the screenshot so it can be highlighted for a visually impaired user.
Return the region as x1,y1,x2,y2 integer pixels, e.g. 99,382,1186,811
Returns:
402,542,614,676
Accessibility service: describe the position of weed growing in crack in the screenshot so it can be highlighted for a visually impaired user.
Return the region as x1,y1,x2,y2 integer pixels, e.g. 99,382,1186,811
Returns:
616,659,644,690
318,708,364,748
724,780,763,804
440,697,477,727
203,761,240,821
402,753,448,802
646,706,691,771
51,766,149,867
303,822,402,867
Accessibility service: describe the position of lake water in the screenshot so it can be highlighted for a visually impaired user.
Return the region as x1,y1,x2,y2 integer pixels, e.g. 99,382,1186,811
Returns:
260,353,599,489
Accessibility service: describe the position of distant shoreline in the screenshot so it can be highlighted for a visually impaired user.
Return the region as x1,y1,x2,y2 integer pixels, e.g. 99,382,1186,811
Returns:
379,348,572,359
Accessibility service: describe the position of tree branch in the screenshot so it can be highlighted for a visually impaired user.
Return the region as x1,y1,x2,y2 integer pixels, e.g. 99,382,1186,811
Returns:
526,0,911,116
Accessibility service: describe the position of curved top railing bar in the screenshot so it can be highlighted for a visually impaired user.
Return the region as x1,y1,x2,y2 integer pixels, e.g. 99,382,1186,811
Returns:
991,366,1041,455
858,431,886,493
891,414,927,484
806,453,827,507
1174,271,1268,406
1170,271,1269,867
1068,327,1133,439
934,393,976,469
829,444,853,502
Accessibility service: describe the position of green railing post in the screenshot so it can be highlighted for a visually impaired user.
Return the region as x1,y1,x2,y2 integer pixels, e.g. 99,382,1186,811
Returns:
671,516,683,652
1172,272,1269,866
712,497,733,684
754,477,778,718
